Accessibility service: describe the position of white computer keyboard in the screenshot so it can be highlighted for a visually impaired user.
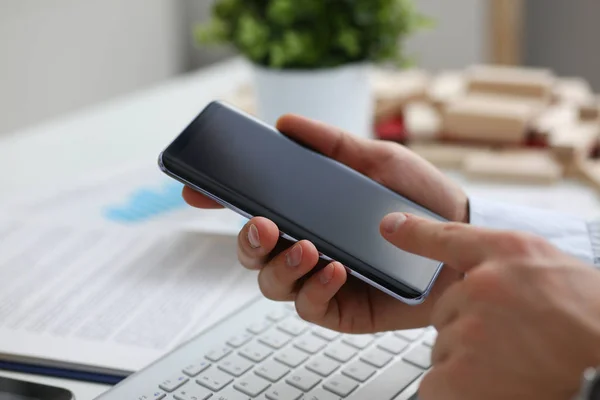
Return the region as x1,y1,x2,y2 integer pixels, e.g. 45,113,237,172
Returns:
96,296,436,400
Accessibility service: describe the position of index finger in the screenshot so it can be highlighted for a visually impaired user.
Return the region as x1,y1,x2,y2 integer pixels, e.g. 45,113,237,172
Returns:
380,213,499,272
276,114,373,171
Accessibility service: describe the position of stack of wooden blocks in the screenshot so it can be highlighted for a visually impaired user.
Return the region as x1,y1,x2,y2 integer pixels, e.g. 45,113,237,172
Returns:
373,64,600,188
226,64,600,190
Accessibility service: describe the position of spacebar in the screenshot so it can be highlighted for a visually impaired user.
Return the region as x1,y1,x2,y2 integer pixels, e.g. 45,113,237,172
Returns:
351,360,423,399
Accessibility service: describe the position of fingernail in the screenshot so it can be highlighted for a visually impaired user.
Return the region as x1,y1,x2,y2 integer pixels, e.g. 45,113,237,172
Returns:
319,263,335,285
382,213,407,234
286,244,302,267
248,224,260,248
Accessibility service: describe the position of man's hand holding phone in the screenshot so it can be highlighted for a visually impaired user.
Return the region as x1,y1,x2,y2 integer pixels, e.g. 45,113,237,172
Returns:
183,113,469,333
183,114,600,399
382,213,600,400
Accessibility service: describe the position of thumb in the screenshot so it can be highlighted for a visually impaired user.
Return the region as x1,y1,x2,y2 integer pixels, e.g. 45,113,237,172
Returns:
380,212,495,273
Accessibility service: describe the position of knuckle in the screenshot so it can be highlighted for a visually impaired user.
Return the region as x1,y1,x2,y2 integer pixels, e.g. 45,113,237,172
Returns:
257,270,282,301
495,231,549,256
454,314,485,345
236,247,261,270
294,303,315,323
258,284,279,301
435,221,461,240
464,263,507,302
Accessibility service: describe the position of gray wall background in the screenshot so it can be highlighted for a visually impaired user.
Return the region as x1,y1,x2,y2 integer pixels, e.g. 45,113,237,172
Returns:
2,1,598,137
524,0,600,91
0,0,488,136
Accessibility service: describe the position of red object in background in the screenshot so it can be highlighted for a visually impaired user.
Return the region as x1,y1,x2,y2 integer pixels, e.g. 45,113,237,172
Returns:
590,143,600,159
374,115,407,143
526,131,549,148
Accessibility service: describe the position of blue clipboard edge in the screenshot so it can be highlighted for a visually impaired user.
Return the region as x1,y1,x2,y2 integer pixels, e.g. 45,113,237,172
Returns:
0,360,127,385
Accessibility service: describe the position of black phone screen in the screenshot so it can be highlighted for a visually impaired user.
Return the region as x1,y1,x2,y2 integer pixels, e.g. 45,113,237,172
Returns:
0,377,73,400
160,101,446,301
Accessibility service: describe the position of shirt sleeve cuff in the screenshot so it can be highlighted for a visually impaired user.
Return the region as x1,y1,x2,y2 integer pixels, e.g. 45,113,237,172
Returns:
468,195,595,266
585,220,600,266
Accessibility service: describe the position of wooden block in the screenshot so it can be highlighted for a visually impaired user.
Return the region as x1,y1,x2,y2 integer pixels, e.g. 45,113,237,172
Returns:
549,122,599,161
576,156,600,185
531,102,578,140
442,94,545,144
427,71,467,111
404,101,442,141
576,160,600,192
408,143,490,169
372,69,430,120
553,77,595,106
580,96,600,121
466,64,555,101
462,150,563,184
223,83,257,115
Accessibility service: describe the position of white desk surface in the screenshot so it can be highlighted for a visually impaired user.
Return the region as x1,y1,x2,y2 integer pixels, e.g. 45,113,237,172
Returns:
0,57,599,399
0,58,251,399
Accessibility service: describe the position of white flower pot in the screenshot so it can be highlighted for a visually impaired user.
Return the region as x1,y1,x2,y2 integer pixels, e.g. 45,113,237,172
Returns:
253,63,374,139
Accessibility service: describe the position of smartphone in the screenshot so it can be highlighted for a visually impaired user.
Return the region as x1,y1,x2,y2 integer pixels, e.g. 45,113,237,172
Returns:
158,101,446,304
0,376,74,400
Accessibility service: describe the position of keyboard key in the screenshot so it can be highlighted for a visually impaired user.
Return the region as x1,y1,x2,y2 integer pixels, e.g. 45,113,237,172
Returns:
423,330,437,347
342,361,376,382
294,335,328,354
182,360,210,377
360,348,393,368
136,390,165,400
239,342,273,363
342,334,374,350
247,319,273,335
351,359,423,398
312,326,341,342
305,388,341,400
323,375,359,397
274,347,309,368
259,329,292,349
266,308,290,322
227,332,254,348
233,375,271,397
265,382,303,400
172,386,212,400
278,318,309,336
205,346,232,362
158,374,189,392
218,354,253,377
255,360,290,383
212,387,251,400
377,335,409,355
403,345,432,369
197,367,234,391
394,328,425,342
306,356,340,377
324,343,357,363
285,370,322,392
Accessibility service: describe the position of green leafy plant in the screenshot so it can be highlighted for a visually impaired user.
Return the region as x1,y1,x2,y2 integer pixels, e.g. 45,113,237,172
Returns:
194,0,433,69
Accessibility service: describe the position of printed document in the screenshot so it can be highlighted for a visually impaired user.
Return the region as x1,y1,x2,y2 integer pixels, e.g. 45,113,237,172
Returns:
0,220,260,376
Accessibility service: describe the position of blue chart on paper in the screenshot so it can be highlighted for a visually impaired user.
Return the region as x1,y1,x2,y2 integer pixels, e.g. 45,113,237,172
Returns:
104,180,186,223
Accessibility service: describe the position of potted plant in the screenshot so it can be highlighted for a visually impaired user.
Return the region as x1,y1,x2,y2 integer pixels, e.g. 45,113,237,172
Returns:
195,0,430,138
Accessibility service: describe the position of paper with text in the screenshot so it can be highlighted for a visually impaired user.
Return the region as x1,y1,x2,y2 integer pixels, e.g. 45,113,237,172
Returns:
0,220,260,375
